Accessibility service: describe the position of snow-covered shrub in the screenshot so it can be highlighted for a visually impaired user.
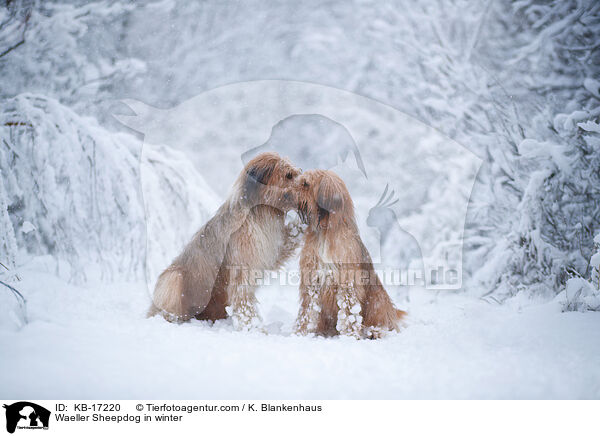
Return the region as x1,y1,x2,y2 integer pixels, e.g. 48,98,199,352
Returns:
592,234,600,290
462,0,600,300
561,277,600,312
561,233,600,312
0,94,146,281
0,94,219,283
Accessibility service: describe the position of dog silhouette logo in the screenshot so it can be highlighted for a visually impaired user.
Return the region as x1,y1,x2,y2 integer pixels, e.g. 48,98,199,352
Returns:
116,80,482,292
3,402,50,433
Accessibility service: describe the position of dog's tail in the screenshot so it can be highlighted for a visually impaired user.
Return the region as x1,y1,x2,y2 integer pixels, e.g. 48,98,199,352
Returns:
362,268,408,335
147,266,188,323
394,308,408,326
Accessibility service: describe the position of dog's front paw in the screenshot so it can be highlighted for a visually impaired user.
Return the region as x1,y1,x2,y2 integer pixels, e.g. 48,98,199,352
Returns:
285,216,305,239
336,292,363,339
363,325,386,339
294,319,317,336
228,305,264,333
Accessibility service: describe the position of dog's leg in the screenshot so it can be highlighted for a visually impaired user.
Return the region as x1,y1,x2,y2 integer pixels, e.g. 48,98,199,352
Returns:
275,218,304,269
195,264,229,321
335,282,363,339
296,247,323,335
227,283,262,331
196,285,228,321
295,269,322,335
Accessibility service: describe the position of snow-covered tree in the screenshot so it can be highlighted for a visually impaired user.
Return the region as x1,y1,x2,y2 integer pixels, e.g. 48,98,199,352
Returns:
464,0,600,301
0,0,145,122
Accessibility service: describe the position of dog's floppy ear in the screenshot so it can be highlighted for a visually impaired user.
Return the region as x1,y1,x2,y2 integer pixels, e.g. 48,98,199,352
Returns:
316,174,347,228
317,173,345,214
242,154,277,202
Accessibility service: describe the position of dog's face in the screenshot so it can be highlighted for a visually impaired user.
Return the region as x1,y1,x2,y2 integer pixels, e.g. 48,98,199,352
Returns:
296,169,354,230
241,152,301,212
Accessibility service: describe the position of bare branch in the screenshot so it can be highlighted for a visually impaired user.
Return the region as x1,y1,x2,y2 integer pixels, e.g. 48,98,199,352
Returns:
0,8,30,59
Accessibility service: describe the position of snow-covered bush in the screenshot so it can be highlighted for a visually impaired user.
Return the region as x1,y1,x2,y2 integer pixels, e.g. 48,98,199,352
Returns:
465,0,600,300
593,234,600,290
561,234,600,311
561,277,600,312
0,94,219,283
0,94,146,281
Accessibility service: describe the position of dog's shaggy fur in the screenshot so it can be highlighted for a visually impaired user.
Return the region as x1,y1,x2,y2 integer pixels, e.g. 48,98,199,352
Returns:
295,170,406,339
148,152,301,329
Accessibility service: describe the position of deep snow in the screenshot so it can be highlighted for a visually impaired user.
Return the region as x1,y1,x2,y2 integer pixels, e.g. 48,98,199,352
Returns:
1,257,599,399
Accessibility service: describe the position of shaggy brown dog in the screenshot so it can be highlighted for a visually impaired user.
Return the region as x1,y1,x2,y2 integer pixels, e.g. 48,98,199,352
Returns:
295,170,406,338
148,152,301,329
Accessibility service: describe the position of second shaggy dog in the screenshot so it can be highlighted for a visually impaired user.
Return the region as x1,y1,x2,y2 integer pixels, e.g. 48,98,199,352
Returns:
295,169,406,338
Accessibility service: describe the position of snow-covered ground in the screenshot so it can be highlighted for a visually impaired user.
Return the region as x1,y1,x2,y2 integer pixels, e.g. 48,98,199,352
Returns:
2,257,599,399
